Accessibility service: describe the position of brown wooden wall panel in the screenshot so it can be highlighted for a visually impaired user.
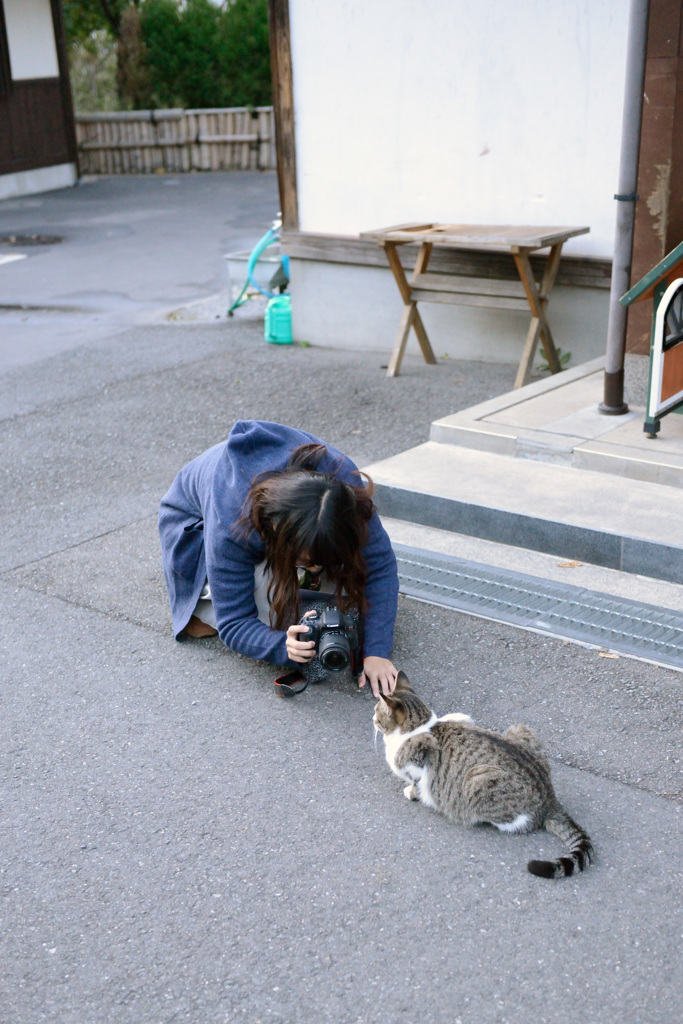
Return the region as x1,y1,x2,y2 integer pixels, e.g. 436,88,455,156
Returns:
281,231,612,289
0,78,76,177
648,0,682,55
268,0,298,230
661,341,683,400
50,0,79,176
0,0,11,99
668,55,683,252
627,0,683,354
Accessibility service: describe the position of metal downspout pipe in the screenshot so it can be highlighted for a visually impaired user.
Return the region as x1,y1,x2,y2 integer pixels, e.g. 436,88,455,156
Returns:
600,0,650,414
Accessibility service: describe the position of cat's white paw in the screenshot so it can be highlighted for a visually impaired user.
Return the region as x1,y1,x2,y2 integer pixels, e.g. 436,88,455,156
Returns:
403,784,419,801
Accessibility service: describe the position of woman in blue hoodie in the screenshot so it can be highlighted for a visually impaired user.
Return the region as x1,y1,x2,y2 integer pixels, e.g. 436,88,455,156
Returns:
158,420,399,697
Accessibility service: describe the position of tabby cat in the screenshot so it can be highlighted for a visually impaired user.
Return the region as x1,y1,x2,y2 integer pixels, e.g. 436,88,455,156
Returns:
373,672,593,879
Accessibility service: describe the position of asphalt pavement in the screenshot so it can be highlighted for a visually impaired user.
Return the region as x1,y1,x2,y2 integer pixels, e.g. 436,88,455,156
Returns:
0,171,280,369
0,175,681,1024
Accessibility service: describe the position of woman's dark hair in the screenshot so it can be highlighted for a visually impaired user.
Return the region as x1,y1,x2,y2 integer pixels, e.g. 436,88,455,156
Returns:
237,443,375,629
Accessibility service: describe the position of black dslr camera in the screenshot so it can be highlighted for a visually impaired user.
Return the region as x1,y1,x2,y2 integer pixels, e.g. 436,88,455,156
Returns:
299,607,362,673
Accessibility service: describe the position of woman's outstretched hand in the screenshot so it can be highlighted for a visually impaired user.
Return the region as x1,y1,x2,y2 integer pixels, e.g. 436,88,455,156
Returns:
358,656,398,698
286,621,317,663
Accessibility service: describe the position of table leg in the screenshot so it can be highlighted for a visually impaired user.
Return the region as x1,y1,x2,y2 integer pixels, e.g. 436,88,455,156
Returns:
387,305,417,376
512,244,563,387
384,241,437,376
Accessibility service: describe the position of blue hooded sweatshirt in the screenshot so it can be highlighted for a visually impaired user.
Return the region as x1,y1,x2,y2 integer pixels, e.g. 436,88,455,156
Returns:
158,420,399,668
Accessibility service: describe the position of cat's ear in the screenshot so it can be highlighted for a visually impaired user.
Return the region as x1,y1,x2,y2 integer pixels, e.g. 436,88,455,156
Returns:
394,671,414,694
381,692,407,725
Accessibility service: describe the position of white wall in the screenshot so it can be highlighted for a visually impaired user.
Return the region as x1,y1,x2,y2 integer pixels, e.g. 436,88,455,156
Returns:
289,0,631,258
0,163,77,202
4,0,60,81
289,259,609,366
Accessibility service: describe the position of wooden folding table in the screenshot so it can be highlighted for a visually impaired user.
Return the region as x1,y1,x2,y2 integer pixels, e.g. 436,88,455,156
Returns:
360,223,589,385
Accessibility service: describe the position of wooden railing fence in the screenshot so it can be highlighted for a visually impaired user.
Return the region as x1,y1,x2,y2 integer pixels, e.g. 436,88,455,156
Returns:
75,107,276,174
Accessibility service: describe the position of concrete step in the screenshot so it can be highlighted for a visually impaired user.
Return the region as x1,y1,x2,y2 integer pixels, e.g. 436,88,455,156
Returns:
382,517,683,613
364,441,683,585
429,357,683,488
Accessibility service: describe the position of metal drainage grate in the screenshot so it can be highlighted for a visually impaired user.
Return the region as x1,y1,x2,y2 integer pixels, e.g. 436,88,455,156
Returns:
393,543,683,671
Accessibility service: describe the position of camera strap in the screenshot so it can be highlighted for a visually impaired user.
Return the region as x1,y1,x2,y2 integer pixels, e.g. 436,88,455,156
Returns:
274,670,310,698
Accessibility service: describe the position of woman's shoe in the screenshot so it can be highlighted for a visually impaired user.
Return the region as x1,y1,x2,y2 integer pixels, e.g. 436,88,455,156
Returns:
185,615,218,638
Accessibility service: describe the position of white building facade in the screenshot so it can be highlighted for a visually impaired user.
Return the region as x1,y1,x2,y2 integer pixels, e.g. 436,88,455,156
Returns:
277,0,632,365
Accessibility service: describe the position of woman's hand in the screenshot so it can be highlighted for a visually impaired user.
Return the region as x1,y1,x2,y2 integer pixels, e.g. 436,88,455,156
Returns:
358,656,398,698
285,621,317,663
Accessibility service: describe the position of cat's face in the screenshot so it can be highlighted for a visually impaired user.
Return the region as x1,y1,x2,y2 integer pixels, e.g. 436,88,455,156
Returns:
373,695,402,734
372,672,432,734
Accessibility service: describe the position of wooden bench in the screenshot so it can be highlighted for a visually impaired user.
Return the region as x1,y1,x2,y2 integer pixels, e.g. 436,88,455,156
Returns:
360,222,590,385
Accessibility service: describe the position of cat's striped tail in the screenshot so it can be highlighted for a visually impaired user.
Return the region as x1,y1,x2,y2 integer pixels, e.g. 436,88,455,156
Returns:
527,806,594,879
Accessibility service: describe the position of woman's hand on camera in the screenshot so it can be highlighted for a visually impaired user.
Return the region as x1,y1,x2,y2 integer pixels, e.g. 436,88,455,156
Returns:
358,656,398,698
286,621,317,663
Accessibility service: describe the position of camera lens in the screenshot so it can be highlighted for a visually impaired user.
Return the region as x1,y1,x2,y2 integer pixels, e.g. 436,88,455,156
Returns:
323,648,347,670
318,631,350,672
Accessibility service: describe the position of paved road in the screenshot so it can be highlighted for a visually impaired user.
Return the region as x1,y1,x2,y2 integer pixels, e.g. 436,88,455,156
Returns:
0,172,279,369
0,176,681,1024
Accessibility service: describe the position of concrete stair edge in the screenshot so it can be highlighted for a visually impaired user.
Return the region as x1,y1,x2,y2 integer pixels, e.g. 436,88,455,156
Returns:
365,443,683,585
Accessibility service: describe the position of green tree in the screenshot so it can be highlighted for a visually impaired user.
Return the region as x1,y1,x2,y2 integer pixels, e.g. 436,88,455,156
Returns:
65,2,146,108
219,0,271,107
141,0,223,109
68,29,118,112
142,0,271,109
117,5,152,108
65,0,272,111
64,1,125,42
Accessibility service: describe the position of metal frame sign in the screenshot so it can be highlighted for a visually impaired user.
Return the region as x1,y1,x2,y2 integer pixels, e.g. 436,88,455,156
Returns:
620,239,683,438
645,276,683,435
